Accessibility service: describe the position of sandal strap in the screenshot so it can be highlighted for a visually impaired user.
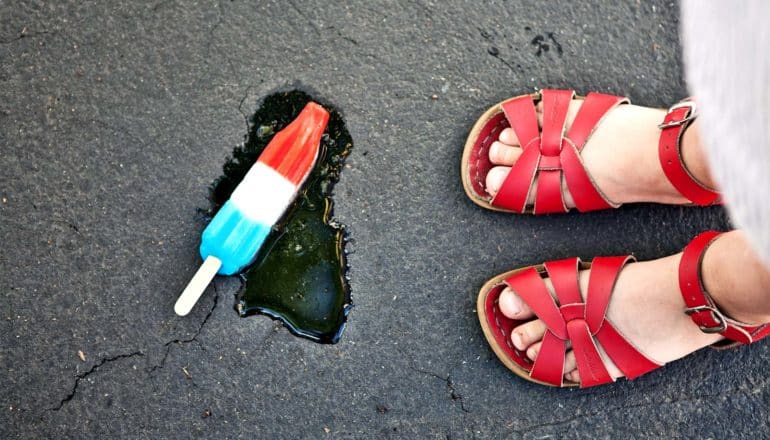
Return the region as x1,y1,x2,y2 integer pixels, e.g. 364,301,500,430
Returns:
505,256,661,388
492,89,627,214
658,101,720,205
679,231,770,345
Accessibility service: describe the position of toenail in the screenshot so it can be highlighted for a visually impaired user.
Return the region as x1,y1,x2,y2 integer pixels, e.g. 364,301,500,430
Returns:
527,347,538,360
511,332,524,350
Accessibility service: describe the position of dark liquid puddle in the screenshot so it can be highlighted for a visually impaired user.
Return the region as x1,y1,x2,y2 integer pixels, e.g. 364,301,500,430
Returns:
208,89,352,344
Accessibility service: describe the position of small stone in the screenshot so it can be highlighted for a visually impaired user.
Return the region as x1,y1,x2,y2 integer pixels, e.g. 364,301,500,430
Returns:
323,427,331,434
182,366,192,379
77,350,86,362
202,409,212,418
430,94,438,100
487,46,500,56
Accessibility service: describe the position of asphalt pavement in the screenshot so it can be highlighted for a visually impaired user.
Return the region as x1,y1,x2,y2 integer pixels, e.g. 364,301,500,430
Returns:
2,1,766,438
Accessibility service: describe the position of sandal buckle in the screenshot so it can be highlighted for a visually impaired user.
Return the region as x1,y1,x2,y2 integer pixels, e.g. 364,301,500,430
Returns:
658,100,697,129
685,304,727,334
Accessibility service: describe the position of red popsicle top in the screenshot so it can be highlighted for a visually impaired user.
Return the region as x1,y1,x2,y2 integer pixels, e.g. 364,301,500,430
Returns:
257,102,330,186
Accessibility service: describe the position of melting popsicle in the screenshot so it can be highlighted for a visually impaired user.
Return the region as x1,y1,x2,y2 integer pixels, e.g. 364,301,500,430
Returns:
175,102,330,316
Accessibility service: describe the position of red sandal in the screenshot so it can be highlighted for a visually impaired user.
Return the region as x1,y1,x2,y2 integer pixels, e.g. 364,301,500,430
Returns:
477,231,770,388
460,89,720,214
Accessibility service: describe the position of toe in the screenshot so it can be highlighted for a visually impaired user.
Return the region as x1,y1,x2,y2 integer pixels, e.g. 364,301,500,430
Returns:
498,287,535,319
563,351,577,377
498,127,519,146
565,369,580,384
526,341,542,361
535,101,544,127
485,166,509,197
489,141,522,165
511,319,547,351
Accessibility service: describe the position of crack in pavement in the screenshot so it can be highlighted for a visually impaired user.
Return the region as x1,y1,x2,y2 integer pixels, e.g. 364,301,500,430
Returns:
412,367,470,413
285,0,363,50
509,377,770,436
49,284,219,411
488,51,518,74
50,351,145,411
286,0,322,36
477,27,518,74
203,1,238,80
237,84,256,135
149,285,219,373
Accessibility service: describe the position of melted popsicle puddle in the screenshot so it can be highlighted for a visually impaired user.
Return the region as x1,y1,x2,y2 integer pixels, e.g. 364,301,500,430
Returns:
207,90,353,344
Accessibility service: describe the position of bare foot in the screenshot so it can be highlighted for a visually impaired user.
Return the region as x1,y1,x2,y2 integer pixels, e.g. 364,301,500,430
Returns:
485,99,716,207
497,231,770,383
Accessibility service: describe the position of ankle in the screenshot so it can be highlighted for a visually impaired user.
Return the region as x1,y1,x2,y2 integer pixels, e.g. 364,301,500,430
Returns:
700,231,770,324
680,121,718,190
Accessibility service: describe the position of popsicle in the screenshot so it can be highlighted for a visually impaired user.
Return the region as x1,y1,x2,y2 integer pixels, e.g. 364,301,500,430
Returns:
174,102,330,316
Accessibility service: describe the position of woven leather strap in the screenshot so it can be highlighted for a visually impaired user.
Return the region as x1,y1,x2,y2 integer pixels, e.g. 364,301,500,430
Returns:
492,89,627,214
505,257,661,387
679,231,770,345
658,101,720,205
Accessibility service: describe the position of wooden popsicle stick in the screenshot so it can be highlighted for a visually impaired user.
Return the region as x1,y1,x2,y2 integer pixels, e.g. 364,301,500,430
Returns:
174,256,222,316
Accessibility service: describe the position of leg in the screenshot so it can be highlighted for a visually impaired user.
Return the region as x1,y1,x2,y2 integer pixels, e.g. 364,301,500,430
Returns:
701,231,770,324
682,0,770,267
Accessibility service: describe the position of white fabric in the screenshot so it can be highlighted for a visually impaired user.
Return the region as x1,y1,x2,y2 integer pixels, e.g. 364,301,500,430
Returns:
681,0,770,266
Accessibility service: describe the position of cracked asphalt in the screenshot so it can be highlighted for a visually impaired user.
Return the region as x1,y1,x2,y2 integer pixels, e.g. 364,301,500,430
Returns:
2,1,768,438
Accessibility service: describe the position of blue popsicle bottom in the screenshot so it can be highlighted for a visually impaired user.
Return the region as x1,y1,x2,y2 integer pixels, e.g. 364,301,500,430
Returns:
199,200,272,275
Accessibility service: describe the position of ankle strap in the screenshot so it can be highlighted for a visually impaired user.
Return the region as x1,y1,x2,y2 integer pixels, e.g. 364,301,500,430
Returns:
658,101,720,206
680,231,770,346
